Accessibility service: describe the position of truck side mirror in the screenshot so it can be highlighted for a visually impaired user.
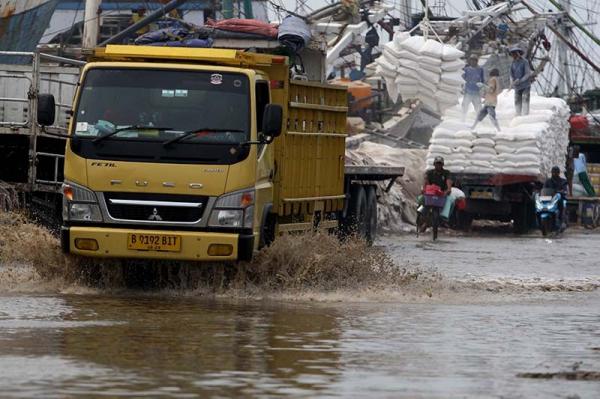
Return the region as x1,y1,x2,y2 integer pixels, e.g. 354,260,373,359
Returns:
37,94,56,126
262,104,282,139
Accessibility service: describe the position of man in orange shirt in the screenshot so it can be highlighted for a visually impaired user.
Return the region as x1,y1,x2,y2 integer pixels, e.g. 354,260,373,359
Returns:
471,68,501,131
159,0,182,19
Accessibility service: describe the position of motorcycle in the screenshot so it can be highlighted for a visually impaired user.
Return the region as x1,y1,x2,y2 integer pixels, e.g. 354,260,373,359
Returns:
417,185,447,240
534,188,567,236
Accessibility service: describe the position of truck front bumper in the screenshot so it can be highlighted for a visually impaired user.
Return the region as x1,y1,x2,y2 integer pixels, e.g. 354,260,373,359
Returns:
61,226,254,262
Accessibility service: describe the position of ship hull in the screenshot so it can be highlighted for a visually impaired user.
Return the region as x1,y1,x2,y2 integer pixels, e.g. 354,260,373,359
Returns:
0,0,59,62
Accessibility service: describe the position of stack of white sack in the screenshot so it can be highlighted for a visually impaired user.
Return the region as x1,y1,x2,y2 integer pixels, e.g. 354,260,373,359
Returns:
375,31,465,113
426,90,570,177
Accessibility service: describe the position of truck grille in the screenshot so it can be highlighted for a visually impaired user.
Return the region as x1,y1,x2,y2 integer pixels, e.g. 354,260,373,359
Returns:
104,192,207,223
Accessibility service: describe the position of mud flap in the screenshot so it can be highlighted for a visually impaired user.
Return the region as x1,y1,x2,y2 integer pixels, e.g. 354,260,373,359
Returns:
238,234,255,261
60,227,70,254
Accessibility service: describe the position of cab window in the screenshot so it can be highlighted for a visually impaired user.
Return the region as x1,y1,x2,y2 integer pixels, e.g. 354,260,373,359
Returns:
255,81,270,133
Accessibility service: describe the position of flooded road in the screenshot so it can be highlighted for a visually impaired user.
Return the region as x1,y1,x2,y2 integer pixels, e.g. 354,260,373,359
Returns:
1,228,600,398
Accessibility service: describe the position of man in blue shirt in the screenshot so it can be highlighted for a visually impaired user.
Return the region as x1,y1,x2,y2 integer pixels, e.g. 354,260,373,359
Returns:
462,55,484,119
543,166,568,225
509,46,531,116
497,22,509,44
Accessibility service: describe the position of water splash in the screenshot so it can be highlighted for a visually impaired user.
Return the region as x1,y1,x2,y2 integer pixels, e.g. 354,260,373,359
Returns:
0,211,427,298
0,212,597,301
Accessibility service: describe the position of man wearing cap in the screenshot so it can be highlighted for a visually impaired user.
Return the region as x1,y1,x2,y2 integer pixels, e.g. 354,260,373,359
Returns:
543,166,568,225
418,156,452,230
426,156,457,219
462,55,485,119
509,46,532,116
425,156,452,196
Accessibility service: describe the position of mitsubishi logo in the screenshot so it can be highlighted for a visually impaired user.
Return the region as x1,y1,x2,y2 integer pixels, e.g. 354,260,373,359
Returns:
148,208,163,221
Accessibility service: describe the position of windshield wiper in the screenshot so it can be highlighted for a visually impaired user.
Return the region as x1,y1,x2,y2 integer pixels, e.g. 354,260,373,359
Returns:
93,125,172,144
162,128,243,147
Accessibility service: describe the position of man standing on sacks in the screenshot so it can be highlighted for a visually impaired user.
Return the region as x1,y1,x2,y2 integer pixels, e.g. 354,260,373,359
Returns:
510,46,532,116
471,68,502,132
461,55,485,119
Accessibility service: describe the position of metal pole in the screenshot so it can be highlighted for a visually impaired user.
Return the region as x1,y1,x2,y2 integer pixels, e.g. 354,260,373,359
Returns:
222,0,233,19
40,53,86,66
243,0,254,19
29,53,41,190
99,0,189,46
556,0,572,96
422,0,429,39
82,0,101,50
399,0,412,30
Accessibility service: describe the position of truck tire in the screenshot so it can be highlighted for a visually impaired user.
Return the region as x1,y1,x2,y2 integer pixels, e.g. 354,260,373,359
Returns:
512,201,533,234
540,217,552,236
460,211,473,232
365,186,377,245
512,207,524,234
259,206,275,249
346,184,368,239
431,207,440,240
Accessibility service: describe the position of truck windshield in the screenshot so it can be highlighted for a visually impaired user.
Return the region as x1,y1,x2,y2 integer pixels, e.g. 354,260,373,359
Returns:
70,68,251,165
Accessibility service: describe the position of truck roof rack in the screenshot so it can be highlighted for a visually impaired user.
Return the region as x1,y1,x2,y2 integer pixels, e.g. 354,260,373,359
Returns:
93,45,289,68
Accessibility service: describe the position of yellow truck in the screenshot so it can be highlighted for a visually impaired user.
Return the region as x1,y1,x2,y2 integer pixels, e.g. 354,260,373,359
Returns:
35,45,402,262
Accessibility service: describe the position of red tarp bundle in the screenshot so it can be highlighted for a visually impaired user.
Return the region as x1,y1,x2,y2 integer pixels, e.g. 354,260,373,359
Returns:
206,19,278,38
569,115,589,131
424,184,444,196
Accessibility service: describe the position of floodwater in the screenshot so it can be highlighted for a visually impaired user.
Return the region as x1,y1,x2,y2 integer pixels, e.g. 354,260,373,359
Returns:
1,227,600,398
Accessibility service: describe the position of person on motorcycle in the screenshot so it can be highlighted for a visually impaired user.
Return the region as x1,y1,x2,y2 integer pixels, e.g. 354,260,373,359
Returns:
543,166,568,225
425,156,453,195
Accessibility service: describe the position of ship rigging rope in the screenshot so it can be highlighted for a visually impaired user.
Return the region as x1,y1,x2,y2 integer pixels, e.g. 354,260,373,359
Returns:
526,0,600,47
41,6,120,41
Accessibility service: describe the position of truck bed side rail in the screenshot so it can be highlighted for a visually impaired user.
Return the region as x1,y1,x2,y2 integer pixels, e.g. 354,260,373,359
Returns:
274,81,348,216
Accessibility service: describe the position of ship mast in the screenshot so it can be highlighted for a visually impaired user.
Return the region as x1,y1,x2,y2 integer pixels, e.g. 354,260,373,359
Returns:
556,0,572,96
398,0,412,29
82,0,101,49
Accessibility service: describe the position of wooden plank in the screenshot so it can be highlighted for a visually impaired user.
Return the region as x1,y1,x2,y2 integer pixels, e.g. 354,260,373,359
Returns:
345,165,405,179
283,194,346,202
287,131,347,137
289,101,348,113
277,222,313,233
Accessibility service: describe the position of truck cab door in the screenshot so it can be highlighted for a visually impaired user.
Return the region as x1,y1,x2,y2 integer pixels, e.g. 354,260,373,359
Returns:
254,80,275,239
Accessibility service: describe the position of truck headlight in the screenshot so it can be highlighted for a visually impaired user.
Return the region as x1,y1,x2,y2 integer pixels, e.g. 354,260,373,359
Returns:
208,189,254,228
209,209,244,227
62,182,103,222
69,203,103,221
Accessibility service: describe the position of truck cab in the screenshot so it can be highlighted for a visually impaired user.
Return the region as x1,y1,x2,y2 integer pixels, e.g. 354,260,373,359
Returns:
60,46,288,261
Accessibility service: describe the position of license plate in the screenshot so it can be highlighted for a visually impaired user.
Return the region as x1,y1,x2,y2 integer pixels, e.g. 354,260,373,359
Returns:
127,233,181,252
470,191,493,199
